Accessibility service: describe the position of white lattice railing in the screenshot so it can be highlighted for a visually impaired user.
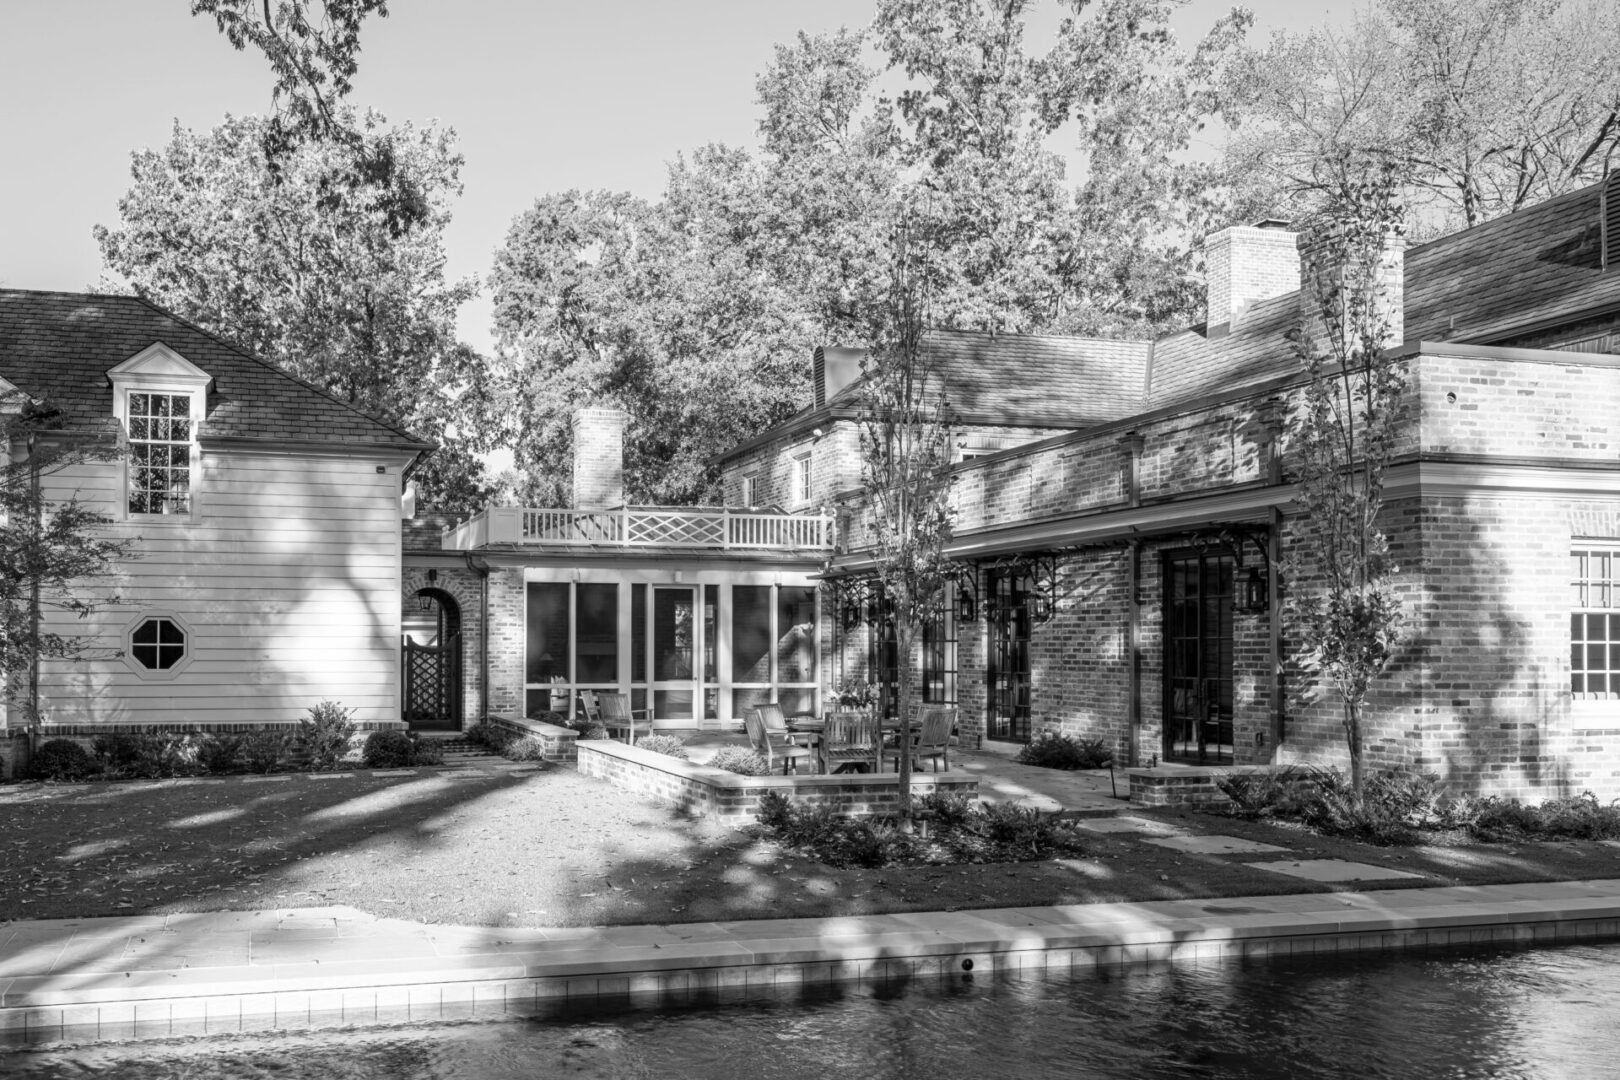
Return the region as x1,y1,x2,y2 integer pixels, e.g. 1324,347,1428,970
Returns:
444,507,835,552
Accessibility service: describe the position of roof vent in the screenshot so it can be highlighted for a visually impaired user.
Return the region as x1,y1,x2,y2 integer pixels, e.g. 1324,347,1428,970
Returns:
1603,171,1620,271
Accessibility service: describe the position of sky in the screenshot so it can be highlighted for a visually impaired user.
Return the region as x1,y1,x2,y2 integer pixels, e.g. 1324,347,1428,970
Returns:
0,0,1352,358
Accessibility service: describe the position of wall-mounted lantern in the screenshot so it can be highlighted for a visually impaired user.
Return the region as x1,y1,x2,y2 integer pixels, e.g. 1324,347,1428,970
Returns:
954,565,978,624
1242,565,1269,613
419,568,439,612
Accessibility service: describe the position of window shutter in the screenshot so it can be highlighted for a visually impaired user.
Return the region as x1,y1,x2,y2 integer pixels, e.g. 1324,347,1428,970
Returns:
1603,171,1620,271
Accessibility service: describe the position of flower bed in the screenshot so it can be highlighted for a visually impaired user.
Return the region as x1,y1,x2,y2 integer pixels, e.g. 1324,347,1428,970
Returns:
577,739,978,820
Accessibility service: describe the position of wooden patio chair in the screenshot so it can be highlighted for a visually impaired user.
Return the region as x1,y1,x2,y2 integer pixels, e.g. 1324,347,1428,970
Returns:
598,691,649,744
883,706,955,773
756,701,815,748
820,711,880,774
744,706,816,775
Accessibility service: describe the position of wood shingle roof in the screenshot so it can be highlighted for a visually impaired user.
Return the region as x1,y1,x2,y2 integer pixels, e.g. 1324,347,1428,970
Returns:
0,289,432,450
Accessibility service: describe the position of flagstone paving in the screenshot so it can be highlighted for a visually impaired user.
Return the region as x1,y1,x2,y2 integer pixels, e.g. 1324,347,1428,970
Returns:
1249,859,1428,883
1145,835,1291,855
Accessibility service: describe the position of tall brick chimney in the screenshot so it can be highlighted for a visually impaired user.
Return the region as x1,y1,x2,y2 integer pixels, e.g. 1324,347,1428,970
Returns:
812,346,865,407
1203,221,1299,339
1297,225,1406,362
572,406,626,510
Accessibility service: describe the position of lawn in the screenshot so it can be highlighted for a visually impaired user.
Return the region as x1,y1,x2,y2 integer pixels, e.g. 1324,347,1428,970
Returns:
4,763,1620,929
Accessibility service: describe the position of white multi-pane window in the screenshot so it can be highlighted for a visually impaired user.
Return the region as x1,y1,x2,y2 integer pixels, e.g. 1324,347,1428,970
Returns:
791,453,811,505
741,473,759,506
1571,545,1620,696
127,392,193,515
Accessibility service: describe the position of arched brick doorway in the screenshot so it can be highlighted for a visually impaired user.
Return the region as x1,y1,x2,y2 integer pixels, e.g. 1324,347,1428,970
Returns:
404,587,462,731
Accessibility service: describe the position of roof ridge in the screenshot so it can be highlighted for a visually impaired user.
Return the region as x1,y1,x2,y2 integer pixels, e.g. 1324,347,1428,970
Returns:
125,292,428,446
1407,180,1600,258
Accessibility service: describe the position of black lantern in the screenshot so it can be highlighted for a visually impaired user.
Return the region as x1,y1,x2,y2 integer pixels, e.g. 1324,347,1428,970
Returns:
1029,590,1054,623
419,568,439,612
954,566,977,623
1242,565,1269,612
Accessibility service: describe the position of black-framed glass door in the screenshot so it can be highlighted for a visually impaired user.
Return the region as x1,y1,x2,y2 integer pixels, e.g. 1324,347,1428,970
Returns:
1163,549,1234,763
986,568,1032,743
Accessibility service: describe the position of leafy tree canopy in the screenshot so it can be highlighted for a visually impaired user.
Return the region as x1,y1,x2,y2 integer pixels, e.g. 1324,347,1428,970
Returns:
96,110,495,512
489,0,1250,505
1225,0,1620,232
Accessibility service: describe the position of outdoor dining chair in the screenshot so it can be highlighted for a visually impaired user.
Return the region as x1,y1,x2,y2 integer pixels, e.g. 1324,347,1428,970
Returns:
597,691,649,744
755,701,816,749
744,706,816,775
883,706,955,773
819,711,880,774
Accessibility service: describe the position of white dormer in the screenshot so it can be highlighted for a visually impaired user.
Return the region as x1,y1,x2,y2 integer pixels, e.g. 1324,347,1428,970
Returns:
109,343,213,520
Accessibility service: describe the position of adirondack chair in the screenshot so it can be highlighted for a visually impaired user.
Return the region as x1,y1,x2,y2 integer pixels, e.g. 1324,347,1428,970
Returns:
883,706,955,773
819,711,880,774
597,691,648,744
744,706,815,775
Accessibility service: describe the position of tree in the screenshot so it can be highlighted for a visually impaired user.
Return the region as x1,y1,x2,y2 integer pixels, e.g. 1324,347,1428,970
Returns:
1286,168,1408,798
487,164,818,506
1225,0,1620,233
190,0,390,155
853,211,958,822
488,1,1253,504
96,111,494,512
1,399,133,745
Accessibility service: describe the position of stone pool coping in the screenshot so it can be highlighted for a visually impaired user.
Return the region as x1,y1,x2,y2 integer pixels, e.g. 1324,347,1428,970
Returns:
4,879,1620,1046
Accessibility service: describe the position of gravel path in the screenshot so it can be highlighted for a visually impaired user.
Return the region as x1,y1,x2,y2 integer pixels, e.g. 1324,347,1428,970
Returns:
6,761,1619,929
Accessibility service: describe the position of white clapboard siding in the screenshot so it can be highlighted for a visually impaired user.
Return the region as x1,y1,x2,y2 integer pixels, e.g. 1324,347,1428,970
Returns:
35,447,407,727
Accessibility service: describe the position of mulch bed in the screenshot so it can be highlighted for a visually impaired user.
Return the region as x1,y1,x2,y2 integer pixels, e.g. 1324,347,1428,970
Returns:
4,765,1620,930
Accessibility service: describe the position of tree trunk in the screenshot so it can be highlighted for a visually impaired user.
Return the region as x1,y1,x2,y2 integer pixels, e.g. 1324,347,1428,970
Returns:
1343,698,1364,800
894,615,916,824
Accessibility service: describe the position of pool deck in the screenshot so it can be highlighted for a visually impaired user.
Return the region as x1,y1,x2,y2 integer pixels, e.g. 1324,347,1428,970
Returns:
5,878,1620,1045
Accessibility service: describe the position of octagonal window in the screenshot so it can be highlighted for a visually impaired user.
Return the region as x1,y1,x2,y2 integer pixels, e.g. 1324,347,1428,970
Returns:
131,617,187,671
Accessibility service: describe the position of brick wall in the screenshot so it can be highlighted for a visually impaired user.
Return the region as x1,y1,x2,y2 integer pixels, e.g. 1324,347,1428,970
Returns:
577,740,978,819
486,569,526,717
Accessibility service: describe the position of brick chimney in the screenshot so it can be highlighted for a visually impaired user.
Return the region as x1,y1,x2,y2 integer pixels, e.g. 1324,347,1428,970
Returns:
572,406,626,510
812,346,865,407
1204,221,1299,339
1297,225,1406,362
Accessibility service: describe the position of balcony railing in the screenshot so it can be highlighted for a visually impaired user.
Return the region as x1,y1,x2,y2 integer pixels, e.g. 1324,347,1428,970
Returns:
444,506,835,552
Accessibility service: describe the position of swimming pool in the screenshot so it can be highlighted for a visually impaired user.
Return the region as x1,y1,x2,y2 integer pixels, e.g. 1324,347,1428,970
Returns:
5,939,1615,1079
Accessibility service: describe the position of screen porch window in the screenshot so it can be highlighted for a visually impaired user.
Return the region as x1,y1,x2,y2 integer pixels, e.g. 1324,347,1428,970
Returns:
1572,546,1620,696
128,392,193,515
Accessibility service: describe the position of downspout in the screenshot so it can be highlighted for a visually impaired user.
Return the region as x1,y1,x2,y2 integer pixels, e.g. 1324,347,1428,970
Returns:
465,552,491,723
1126,537,1140,768
1119,432,1145,768
1269,506,1284,753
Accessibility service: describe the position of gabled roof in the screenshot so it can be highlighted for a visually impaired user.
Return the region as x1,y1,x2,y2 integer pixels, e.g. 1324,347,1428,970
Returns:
1405,182,1620,344
0,289,432,450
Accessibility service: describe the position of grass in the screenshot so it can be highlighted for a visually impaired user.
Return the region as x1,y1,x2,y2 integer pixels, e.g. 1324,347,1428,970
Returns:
4,763,1620,930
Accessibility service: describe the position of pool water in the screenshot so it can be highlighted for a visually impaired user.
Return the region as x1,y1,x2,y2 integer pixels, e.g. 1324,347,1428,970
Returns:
5,941,1617,1079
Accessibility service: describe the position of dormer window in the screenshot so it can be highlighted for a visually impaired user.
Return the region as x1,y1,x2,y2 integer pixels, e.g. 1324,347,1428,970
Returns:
128,392,193,514
108,343,211,521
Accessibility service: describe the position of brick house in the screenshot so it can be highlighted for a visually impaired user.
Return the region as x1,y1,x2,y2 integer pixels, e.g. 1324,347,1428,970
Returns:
425,176,1620,801
706,176,1620,801
0,290,431,767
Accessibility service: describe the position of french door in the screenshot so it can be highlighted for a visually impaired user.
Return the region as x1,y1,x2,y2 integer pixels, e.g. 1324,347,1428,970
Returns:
986,568,1032,743
651,585,698,721
1163,550,1235,763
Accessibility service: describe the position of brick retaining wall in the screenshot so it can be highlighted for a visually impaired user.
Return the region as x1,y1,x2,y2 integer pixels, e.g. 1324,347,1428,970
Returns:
577,741,979,820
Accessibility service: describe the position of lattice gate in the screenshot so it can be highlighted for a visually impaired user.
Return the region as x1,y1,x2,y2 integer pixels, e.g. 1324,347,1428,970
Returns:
403,635,460,729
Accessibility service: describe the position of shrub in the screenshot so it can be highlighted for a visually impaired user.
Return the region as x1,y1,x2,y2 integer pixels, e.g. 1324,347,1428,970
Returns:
92,732,199,779
634,734,689,759
915,790,976,830
31,739,96,781
293,700,357,770
466,719,515,752
1538,791,1620,840
362,730,443,768
241,729,288,773
973,802,1075,859
706,746,770,776
1217,766,1326,820
499,735,548,763
1015,731,1111,770
562,715,610,740
196,734,247,775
